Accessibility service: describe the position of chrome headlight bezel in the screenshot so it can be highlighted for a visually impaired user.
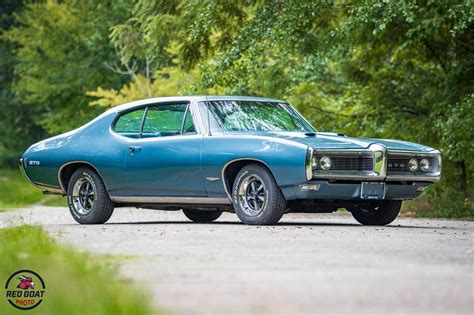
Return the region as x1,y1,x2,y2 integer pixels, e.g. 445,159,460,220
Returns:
319,156,332,171
419,158,431,172
305,146,314,180
408,158,419,172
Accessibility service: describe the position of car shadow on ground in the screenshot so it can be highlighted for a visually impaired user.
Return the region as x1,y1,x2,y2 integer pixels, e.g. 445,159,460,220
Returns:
98,220,464,230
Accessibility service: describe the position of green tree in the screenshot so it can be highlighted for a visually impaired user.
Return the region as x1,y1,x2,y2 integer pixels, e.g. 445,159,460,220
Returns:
0,0,43,167
339,0,474,213
3,0,133,135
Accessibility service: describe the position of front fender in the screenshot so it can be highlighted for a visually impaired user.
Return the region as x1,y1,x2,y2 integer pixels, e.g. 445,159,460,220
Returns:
202,135,308,198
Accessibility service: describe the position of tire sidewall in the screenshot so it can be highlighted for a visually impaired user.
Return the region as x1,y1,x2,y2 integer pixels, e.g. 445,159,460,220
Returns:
232,166,274,224
67,169,99,222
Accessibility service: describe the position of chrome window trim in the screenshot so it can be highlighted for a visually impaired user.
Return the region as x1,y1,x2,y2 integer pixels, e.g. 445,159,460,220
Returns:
112,106,147,138
110,196,231,204
138,106,149,138
189,100,206,135
110,101,204,139
203,100,317,134
180,104,197,134
140,103,192,137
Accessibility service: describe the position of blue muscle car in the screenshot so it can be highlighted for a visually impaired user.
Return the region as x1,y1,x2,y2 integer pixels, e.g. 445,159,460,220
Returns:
19,96,441,225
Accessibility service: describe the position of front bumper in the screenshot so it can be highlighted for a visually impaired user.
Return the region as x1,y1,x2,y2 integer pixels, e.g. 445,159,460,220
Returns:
284,180,432,201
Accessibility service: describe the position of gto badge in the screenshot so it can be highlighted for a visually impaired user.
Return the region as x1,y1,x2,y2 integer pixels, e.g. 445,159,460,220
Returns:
388,163,405,168
28,160,40,166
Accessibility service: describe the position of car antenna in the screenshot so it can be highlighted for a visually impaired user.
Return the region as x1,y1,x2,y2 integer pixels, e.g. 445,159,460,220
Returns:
206,95,212,136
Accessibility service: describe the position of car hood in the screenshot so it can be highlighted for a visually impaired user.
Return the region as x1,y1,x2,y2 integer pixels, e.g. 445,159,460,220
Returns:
230,131,436,152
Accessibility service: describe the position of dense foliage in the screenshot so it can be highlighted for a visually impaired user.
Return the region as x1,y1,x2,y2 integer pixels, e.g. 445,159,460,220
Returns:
1,0,472,217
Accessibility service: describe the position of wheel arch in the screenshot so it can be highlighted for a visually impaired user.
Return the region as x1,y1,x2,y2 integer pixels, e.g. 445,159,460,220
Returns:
58,161,106,194
221,158,276,200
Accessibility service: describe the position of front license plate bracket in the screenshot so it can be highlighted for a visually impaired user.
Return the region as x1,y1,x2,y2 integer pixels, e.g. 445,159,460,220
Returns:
361,182,386,200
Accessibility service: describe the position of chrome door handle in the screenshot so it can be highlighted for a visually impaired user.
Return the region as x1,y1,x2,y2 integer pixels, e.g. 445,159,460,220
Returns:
128,146,142,153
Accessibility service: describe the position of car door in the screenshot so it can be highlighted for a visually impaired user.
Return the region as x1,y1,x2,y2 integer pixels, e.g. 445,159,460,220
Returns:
122,102,205,197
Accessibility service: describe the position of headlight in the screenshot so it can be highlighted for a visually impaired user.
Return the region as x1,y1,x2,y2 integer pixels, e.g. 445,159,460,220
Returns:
420,158,431,172
320,156,332,170
311,156,318,168
408,158,418,172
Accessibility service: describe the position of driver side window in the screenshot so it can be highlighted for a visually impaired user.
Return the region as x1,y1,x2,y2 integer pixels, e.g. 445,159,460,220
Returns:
114,103,196,138
142,104,195,138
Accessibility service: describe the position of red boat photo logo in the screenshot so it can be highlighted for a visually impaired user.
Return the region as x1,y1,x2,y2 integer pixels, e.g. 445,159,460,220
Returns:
5,270,45,310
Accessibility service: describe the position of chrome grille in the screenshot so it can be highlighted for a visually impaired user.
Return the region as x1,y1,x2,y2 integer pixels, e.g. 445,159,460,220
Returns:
316,156,374,171
387,155,439,175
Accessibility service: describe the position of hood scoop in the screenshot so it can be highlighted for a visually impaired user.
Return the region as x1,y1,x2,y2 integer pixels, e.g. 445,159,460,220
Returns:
318,132,346,137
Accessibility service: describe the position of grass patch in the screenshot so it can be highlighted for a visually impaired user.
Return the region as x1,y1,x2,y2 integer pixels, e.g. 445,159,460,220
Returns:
0,225,156,315
0,169,66,211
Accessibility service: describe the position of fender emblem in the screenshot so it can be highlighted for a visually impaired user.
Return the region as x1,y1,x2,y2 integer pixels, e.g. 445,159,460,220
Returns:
299,184,320,191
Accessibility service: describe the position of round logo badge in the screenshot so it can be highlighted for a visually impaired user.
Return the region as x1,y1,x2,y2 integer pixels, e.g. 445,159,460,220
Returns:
5,270,45,310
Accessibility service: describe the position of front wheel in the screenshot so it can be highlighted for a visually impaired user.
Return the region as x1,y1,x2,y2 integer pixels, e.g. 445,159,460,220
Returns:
232,164,286,225
349,200,402,226
67,167,114,224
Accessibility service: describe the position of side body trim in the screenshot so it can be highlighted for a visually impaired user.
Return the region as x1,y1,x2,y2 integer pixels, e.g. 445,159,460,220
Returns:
110,196,231,204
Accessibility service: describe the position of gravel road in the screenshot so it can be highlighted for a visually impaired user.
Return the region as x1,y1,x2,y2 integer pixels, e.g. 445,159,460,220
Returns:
1,206,473,314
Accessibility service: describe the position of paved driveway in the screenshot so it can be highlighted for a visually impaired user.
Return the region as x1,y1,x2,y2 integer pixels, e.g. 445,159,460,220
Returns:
1,207,473,314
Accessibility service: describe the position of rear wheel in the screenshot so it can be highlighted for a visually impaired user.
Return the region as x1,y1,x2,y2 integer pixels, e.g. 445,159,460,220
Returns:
350,200,402,226
232,164,286,225
182,209,222,223
67,168,114,224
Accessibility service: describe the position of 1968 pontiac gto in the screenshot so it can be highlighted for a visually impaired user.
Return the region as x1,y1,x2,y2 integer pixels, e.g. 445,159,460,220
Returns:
19,96,441,225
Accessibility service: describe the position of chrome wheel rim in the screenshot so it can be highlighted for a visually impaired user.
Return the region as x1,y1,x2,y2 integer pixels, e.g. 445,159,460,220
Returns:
72,177,96,216
238,175,266,216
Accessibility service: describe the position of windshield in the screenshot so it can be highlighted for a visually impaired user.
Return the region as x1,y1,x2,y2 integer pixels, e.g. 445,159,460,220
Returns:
207,100,316,132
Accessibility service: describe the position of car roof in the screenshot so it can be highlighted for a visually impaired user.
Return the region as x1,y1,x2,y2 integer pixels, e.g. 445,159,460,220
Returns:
109,95,284,113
